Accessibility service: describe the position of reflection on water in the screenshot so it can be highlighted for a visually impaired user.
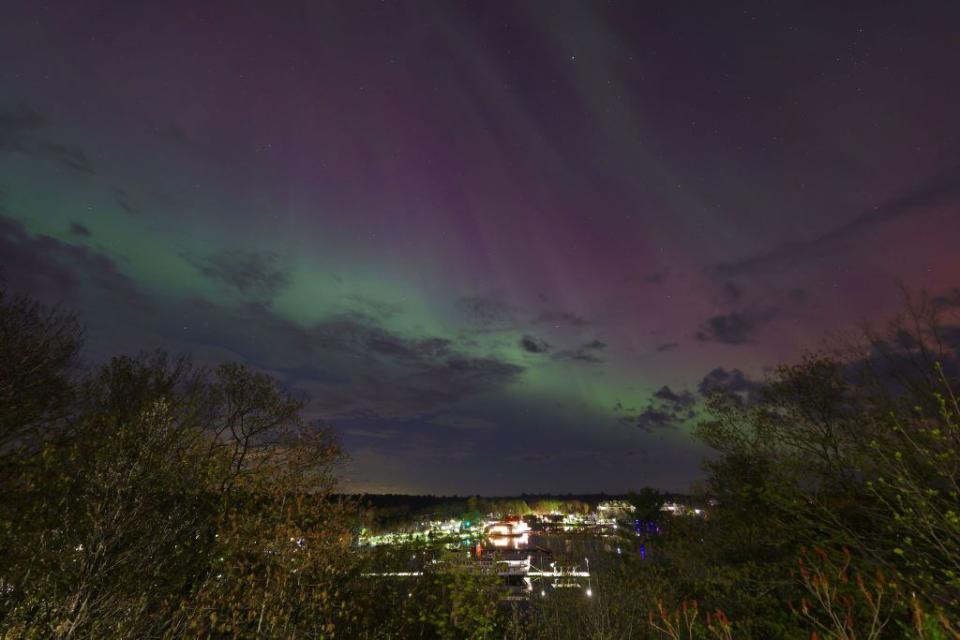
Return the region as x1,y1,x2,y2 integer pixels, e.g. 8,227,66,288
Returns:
489,532,528,549
486,532,618,559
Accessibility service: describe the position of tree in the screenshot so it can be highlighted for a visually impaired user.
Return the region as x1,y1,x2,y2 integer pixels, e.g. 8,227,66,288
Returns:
0,347,354,638
690,293,960,631
628,487,666,522
0,288,82,467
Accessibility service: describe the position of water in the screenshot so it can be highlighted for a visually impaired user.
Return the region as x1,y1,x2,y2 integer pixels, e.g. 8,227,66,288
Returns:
486,530,630,564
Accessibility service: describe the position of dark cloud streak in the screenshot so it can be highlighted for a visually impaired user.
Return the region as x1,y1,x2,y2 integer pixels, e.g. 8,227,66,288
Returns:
714,168,960,277
520,335,551,354
695,308,778,345
0,213,146,308
182,250,292,299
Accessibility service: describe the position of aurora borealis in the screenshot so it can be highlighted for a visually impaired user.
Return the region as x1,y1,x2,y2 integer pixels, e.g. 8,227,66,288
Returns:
2,1,959,494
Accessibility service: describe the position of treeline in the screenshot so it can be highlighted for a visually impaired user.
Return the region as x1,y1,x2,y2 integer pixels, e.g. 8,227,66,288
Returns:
355,495,601,533
0,288,556,638
2,285,960,638
0,288,360,637
524,293,960,639
352,493,633,513
352,493,690,534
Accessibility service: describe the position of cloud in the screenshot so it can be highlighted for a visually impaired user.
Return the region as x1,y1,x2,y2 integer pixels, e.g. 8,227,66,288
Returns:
721,282,743,303
698,367,761,403
620,407,676,432
617,383,698,432
713,167,960,277
0,107,96,174
0,106,46,129
457,295,517,329
349,327,451,364
424,413,499,431
182,249,292,299
171,300,525,419
552,348,603,363
152,122,192,146
343,428,399,440
342,294,404,320
843,310,960,389
506,450,602,464
551,338,606,362
0,105,47,146
115,188,143,215
244,310,453,368
534,310,591,328
0,212,146,308
695,307,778,344
933,288,960,311
408,356,522,399
938,326,960,359
695,313,753,344
653,385,695,409
34,142,95,174
656,341,680,352
642,269,670,284
520,335,551,353
70,222,91,237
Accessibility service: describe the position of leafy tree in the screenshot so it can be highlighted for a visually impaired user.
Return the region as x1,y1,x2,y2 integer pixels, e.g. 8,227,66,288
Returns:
628,487,666,522
0,288,82,467
0,345,354,638
690,294,960,633
5,286,960,639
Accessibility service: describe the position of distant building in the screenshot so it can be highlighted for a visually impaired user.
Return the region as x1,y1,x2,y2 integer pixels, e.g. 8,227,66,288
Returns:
661,501,705,517
487,519,530,537
597,500,633,519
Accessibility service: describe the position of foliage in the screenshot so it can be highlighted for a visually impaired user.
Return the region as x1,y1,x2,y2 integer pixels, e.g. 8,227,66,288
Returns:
789,547,899,640
0,289,82,465
689,293,960,636
0,291,354,638
628,487,666,522
3,286,960,638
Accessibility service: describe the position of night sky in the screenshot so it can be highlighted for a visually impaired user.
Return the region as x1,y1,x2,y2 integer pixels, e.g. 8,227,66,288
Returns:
2,1,959,494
